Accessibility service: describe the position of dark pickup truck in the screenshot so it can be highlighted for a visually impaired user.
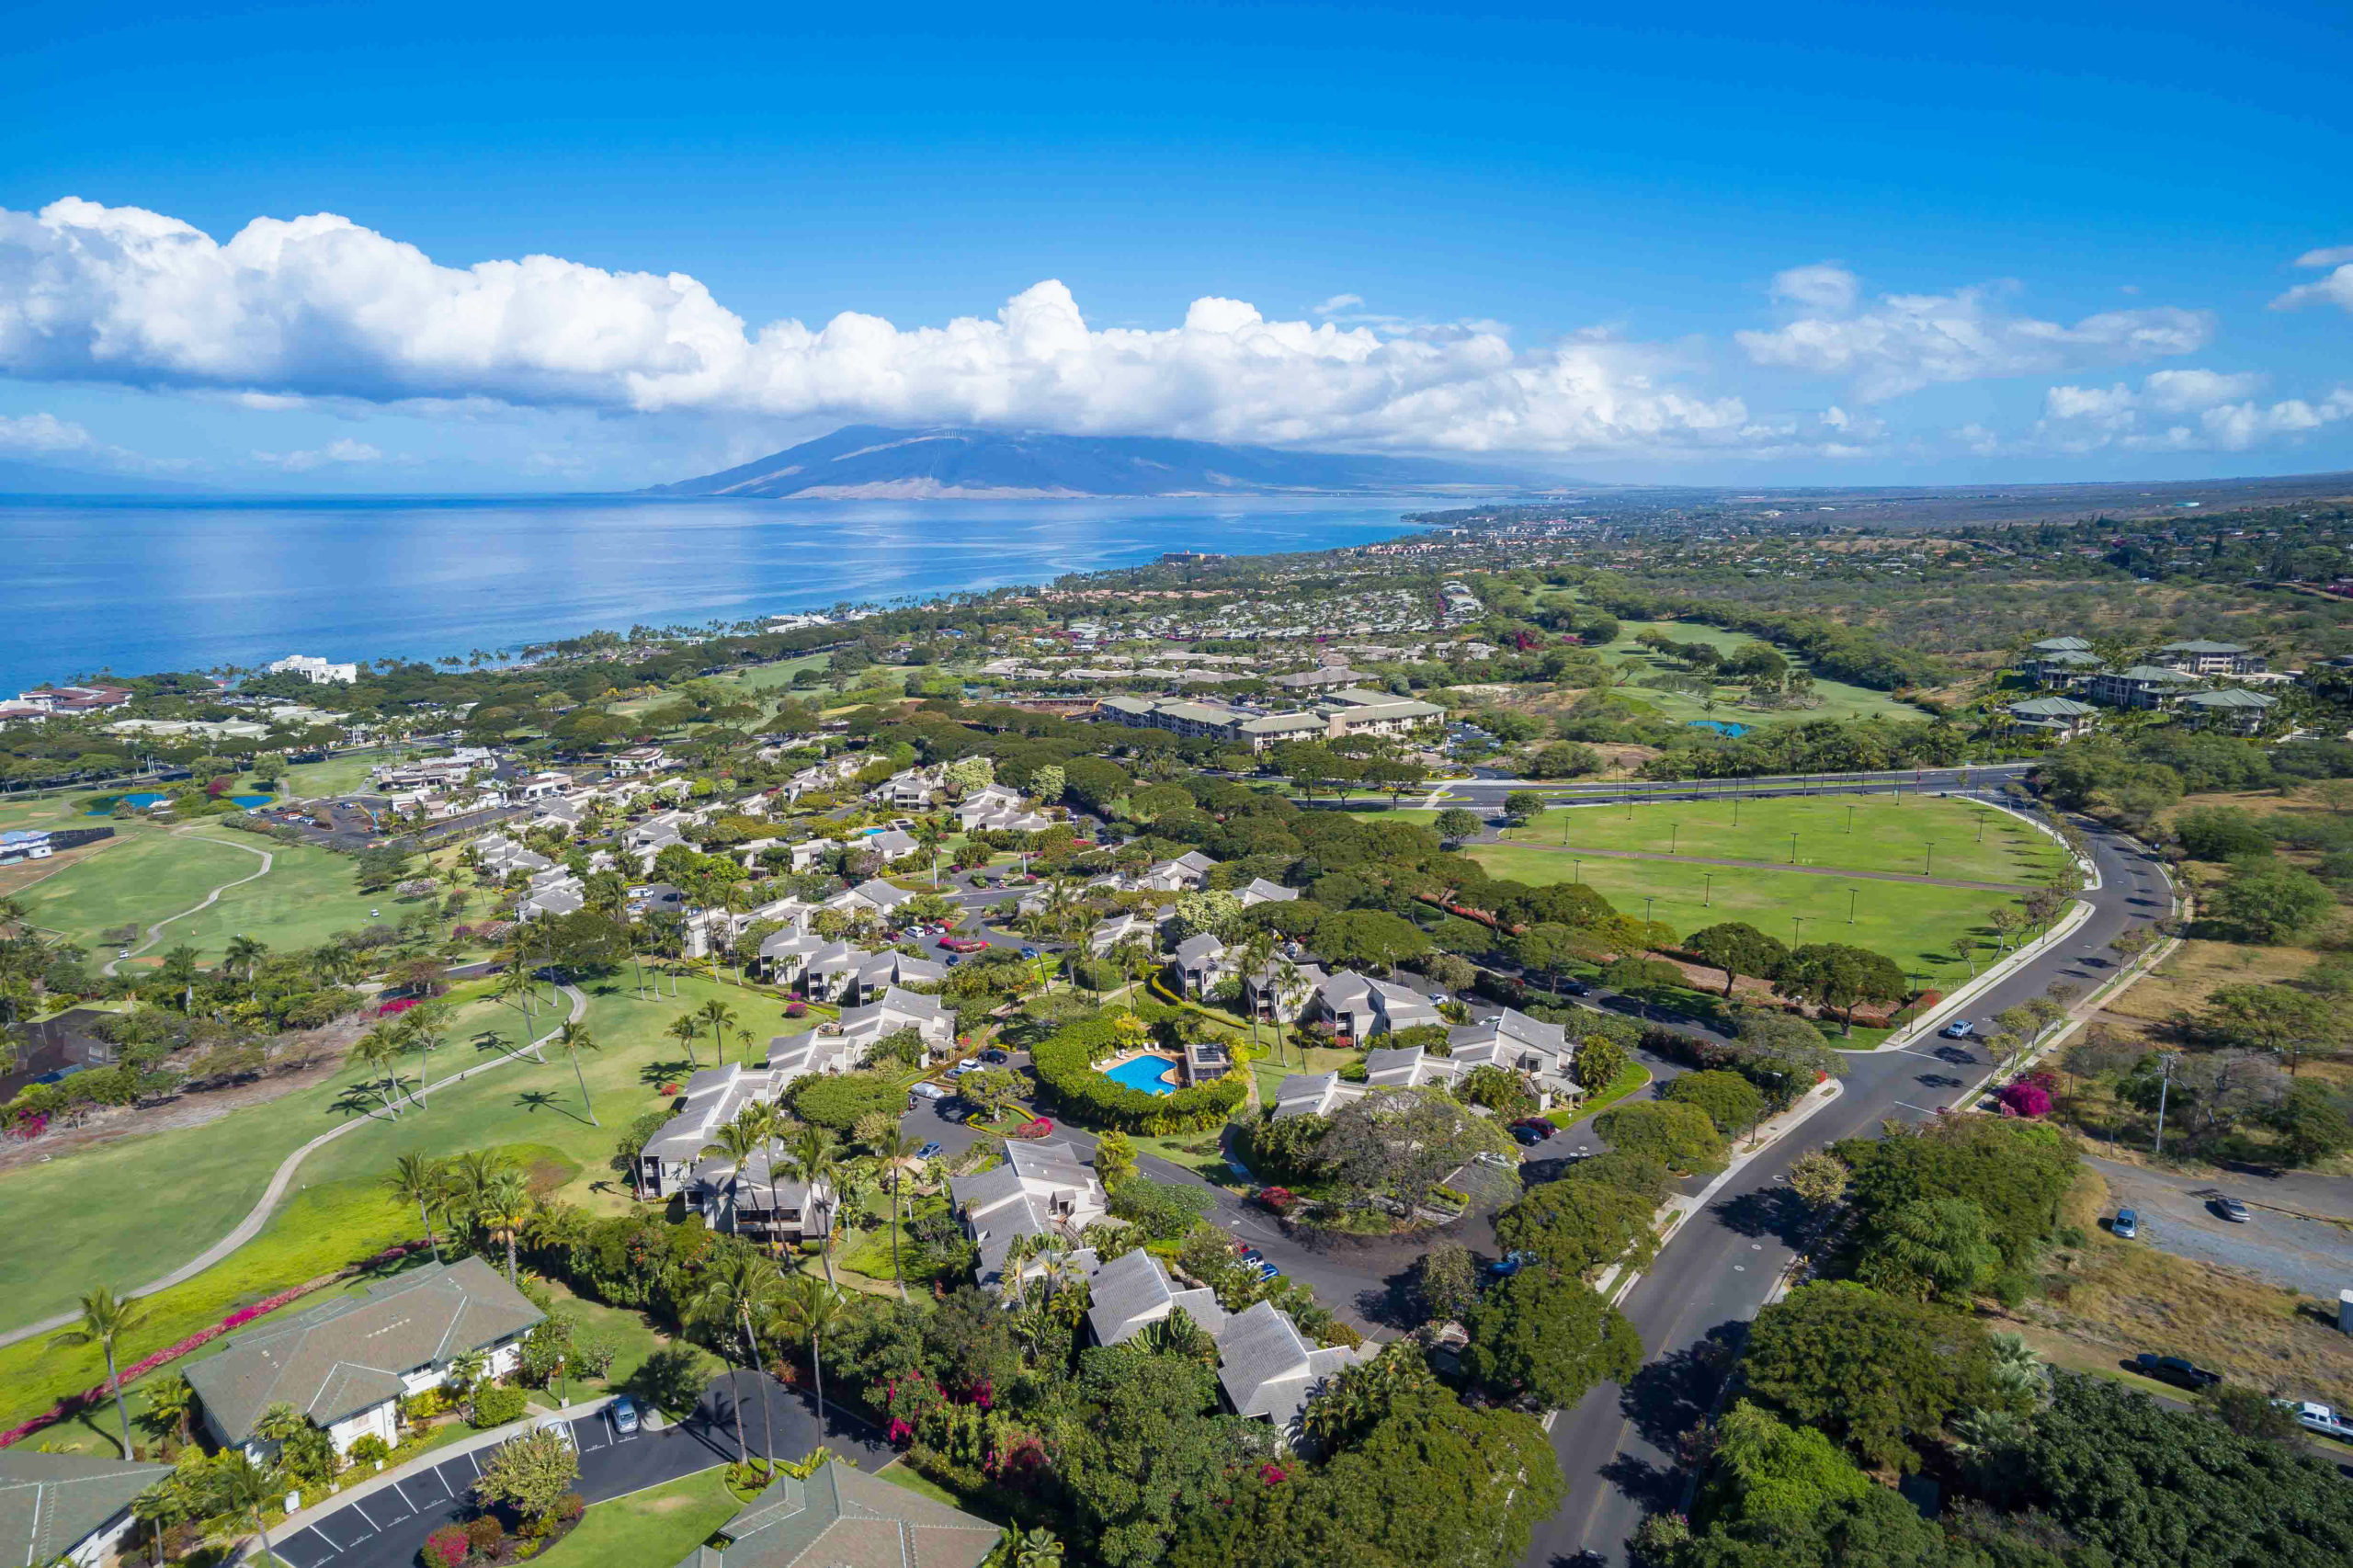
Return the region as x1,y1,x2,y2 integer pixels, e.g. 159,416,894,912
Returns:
2136,1353,2222,1391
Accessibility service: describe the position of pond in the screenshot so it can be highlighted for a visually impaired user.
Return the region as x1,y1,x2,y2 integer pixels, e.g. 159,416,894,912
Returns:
1688,720,1750,737
84,791,168,814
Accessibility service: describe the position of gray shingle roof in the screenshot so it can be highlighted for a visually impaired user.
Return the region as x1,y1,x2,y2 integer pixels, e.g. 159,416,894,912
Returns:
185,1258,542,1445
0,1451,171,1567
684,1460,998,1568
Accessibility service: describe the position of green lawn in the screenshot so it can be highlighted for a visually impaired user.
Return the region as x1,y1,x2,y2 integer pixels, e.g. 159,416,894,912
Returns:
13,822,403,964
1468,843,2016,984
276,750,389,801
1550,1061,1651,1129
1593,619,1932,726
1500,792,2063,887
532,1469,737,1568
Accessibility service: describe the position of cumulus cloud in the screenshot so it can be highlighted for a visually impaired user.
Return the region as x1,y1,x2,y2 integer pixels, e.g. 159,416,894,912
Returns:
2273,246,2353,312
0,410,95,451
249,437,386,472
1736,265,2210,401
0,197,1802,458
2035,369,2353,453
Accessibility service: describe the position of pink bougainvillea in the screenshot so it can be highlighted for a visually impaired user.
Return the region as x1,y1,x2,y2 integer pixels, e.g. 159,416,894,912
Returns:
1998,1081,2052,1119
1259,1462,1289,1486
377,996,420,1017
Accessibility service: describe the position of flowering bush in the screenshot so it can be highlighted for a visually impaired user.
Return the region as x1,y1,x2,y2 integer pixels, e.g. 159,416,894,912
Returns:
1998,1081,2052,1119
421,1525,470,1568
378,996,420,1017
1259,1462,1289,1486
1258,1186,1296,1214
658,1082,681,1096
6,1113,47,1142
785,1002,806,1018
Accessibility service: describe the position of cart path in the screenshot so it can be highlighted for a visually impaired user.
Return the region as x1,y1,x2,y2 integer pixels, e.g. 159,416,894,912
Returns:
98,828,276,976
1483,839,2037,892
0,982,586,1348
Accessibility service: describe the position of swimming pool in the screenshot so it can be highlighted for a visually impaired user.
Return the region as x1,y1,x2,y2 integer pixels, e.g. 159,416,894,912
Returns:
1101,1054,1179,1096
1688,720,1750,737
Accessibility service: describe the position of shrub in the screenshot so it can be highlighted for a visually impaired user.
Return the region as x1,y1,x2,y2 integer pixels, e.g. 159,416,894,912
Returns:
421,1526,469,1568
1998,1081,2052,1118
465,1517,506,1554
348,1434,392,1467
470,1382,528,1428
1663,1070,1767,1135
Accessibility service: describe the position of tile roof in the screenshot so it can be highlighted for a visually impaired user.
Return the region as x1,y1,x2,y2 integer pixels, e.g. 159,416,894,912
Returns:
0,1451,172,1567
685,1460,999,1568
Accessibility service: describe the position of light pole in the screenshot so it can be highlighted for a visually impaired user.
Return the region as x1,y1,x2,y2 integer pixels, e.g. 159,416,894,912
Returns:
2152,1053,2175,1156
1924,840,1936,876
1733,795,1740,827
1788,832,1798,866
1977,814,1986,844
1847,886,1858,924
1702,872,1712,906
1643,895,1655,925
1791,915,1805,949
1573,858,1582,884
1845,803,1855,834
1670,822,1679,855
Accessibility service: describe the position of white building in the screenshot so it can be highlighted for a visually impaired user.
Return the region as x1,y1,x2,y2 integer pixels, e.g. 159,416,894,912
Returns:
267,653,359,685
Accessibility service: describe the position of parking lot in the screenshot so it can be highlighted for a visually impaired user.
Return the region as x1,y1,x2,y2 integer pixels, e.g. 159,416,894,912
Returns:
2092,1155,2353,1300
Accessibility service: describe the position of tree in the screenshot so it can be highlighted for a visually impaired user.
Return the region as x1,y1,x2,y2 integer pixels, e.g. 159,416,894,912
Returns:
550,1018,602,1123
781,1125,843,1291
1412,1240,1481,1325
1700,1398,1871,1532
386,1152,448,1264
1435,807,1483,845
1321,1085,1517,1210
665,1013,703,1069
1014,1528,1066,1568
1741,1281,1997,1471
1502,790,1543,825
697,997,739,1064
1663,1069,1766,1136
51,1285,149,1457
472,1427,581,1520
2207,858,2334,944
1856,1197,2002,1303
1785,1148,1848,1212
1594,1100,1725,1174
2202,982,2339,1074
1463,1269,1641,1408
1772,942,1908,1035
1093,1128,1137,1190
476,1168,534,1285
1493,1180,1656,1278
2268,1079,2353,1166
690,1250,785,1468
211,1451,284,1568
1575,1034,1629,1094
771,1274,845,1426
1685,922,1790,999
1310,909,1430,969
2201,1381,2303,1443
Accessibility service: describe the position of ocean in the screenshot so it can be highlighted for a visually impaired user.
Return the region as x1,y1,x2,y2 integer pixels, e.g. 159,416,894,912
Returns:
0,493,1441,692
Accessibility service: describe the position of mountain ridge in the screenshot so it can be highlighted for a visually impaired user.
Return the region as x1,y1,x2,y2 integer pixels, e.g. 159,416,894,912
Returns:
647,426,1561,499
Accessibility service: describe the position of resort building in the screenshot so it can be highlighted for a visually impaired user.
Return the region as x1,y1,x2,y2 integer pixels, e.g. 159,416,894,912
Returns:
635,1062,791,1199
1312,971,1445,1040
0,1451,173,1568
676,1460,1000,1568
2180,686,2279,733
186,1259,541,1460
2158,640,2266,676
267,653,359,684
2086,664,2199,710
683,1142,835,1246
949,1140,1108,1292
824,985,957,1060
1138,850,1220,892
1169,933,1230,996
2005,695,2099,740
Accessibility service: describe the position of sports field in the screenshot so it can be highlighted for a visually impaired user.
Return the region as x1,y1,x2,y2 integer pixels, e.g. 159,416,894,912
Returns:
1500,792,2063,887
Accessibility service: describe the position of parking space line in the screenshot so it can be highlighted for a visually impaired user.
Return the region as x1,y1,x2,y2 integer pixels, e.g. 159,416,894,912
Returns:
288,1529,335,1564
392,1480,416,1511
347,1500,381,1533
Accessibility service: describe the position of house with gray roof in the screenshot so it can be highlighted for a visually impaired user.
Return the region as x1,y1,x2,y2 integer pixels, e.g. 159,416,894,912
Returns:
1085,1247,1228,1346
187,1257,542,1459
2087,664,2198,710
685,1141,835,1246
1213,1300,1379,1444
827,878,917,921
1169,933,1229,996
1270,1070,1361,1121
1236,878,1299,907
949,1140,1108,1291
825,985,956,1060
0,1450,172,1568
2020,647,2105,688
1139,850,1219,892
674,1459,999,1568
1242,960,1327,1023
1312,971,1443,1040
635,1062,791,1199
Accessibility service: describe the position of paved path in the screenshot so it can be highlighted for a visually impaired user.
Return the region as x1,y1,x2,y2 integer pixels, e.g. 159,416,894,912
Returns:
1480,840,2036,892
256,1375,891,1568
101,828,277,976
0,982,588,1349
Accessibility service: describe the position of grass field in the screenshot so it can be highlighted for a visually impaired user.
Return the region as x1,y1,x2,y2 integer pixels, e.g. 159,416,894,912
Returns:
1594,619,1931,727
1498,793,2063,888
14,823,399,964
533,1469,737,1568
1468,842,2016,983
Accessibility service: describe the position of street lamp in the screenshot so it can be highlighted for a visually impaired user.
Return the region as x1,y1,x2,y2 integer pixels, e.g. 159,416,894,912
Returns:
1924,840,1936,876
1847,886,1859,924
1791,915,1805,948
1670,822,1679,855
1643,895,1655,924
1845,803,1855,835
1702,872,1712,906
1789,832,1798,866
1573,858,1582,884
1977,814,1986,844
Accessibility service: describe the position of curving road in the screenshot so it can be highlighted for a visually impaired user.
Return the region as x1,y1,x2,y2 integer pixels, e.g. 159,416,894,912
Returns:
0,982,587,1349
1523,809,2174,1567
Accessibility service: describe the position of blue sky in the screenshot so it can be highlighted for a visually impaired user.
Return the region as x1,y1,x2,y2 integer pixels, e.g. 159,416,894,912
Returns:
2,0,2349,489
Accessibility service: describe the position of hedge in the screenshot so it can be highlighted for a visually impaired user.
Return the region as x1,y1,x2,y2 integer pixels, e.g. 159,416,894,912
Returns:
1029,1015,1248,1133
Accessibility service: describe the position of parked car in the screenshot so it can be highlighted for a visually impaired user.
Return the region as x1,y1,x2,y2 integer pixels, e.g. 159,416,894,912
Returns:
1255,1261,1280,1281
981,1049,1010,1064
2135,1353,2222,1391
915,1142,943,1160
1017,946,1040,960
608,1396,640,1437
943,954,961,968
2274,1399,2353,1442
909,1081,950,1101
2215,1196,2252,1222
1486,1248,1537,1278
1560,979,1593,995
1940,1018,1976,1040
1474,1150,1515,1168
1427,990,1449,1006
537,1415,578,1451
940,937,987,953
1512,1126,1544,1146
1512,1118,1556,1141
2112,1208,2138,1239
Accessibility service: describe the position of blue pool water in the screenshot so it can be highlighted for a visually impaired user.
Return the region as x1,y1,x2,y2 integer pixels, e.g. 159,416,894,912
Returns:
85,791,168,814
1688,720,1750,737
1101,1055,1179,1096
231,794,274,808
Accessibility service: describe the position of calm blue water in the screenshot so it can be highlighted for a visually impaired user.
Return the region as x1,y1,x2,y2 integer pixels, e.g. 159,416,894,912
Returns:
1688,720,1750,737
231,794,274,807
85,792,167,813
1101,1055,1179,1095
0,494,1441,691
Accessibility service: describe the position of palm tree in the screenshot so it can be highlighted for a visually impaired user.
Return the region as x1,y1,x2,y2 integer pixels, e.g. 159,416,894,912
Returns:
869,1126,923,1300
140,1371,196,1448
1273,954,1305,1067
495,961,539,1052
698,998,739,1064
52,1286,150,1457
224,934,267,988
385,1153,448,1263
131,1474,189,1566
349,1027,406,1117
1239,931,1276,1060
688,1252,784,1469
551,1019,602,1125
772,1274,844,1427
781,1126,843,1291
213,1450,282,1567
1013,1528,1065,1568
476,1168,534,1285
666,1014,702,1071
407,1000,449,1108
699,1111,772,1244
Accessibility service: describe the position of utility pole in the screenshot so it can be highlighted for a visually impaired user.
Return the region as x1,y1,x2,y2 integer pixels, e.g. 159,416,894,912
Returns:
2152,1053,2175,1157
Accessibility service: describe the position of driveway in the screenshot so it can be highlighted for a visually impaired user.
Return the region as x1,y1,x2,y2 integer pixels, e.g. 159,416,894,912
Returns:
265,1377,889,1568
2089,1155,2353,1300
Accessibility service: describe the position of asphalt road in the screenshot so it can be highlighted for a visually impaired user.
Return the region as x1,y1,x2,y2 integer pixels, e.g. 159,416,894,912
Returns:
266,1376,889,1568
1526,811,2172,1567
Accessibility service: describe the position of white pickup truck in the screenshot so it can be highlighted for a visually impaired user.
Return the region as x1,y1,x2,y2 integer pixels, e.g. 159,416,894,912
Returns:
2274,1399,2353,1442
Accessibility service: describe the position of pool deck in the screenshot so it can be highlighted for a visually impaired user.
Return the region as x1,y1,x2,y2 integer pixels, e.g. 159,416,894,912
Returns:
1099,1050,1183,1095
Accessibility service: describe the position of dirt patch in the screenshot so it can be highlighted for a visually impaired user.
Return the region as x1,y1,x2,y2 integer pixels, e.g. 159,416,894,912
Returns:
643,1496,697,1514
0,835,122,899
2093,936,2311,1032
0,1017,369,1176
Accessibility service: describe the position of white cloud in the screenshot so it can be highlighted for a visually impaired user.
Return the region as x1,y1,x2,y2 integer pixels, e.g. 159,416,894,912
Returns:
1737,266,2210,401
2036,369,2352,452
249,437,385,472
1312,293,1364,315
0,410,95,451
0,197,1801,458
2273,246,2353,312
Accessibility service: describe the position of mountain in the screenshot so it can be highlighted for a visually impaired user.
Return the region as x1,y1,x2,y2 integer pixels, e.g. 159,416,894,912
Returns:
0,460,211,496
648,426,1551,499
